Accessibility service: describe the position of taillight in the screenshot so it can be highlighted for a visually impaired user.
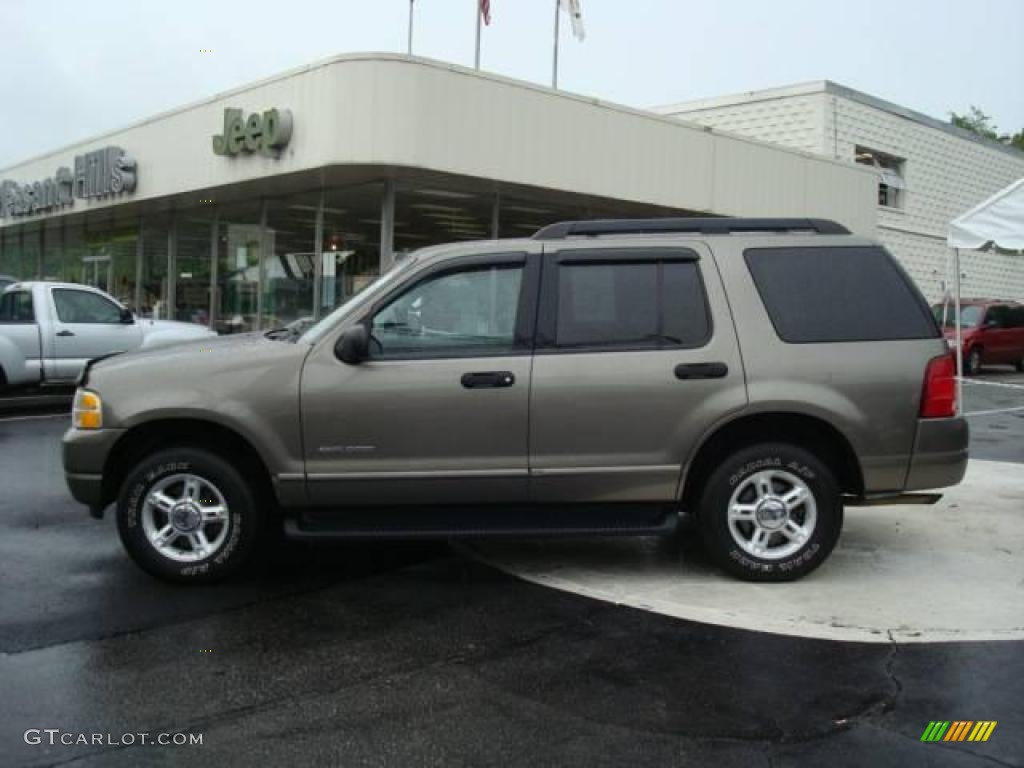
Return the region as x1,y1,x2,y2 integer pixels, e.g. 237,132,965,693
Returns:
920,353,957,418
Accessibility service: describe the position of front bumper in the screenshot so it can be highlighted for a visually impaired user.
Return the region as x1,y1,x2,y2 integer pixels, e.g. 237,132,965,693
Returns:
62,427,124,515
904,417,969,491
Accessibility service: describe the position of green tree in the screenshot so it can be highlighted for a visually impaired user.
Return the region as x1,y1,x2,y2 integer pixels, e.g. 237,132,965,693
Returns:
950,105,1024,151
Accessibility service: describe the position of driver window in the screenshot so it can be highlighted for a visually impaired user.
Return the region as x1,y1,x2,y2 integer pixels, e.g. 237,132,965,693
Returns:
53,289,124,324
370,264,523,358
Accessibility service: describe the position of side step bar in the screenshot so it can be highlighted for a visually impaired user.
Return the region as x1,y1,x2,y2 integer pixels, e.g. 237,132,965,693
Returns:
844,492,943,507
284,505,679,541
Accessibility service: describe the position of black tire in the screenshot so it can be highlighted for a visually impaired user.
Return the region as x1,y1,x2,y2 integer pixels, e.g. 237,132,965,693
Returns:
116,447,263,584
964,347,983,376
697,443,843,582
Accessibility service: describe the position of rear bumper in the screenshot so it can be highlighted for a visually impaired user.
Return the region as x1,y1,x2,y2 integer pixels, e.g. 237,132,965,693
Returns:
904,417,969,491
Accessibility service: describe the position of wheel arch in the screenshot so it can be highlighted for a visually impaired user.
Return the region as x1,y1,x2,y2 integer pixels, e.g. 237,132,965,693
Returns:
680,411,864,511
101,418,275,509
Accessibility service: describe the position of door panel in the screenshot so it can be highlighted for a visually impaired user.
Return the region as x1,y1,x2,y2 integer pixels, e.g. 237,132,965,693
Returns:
49,288,142,379
301,354,532,505
300,251,540,507
529,242,747,503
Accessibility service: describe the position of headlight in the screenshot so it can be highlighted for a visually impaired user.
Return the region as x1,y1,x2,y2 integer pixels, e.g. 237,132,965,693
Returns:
72,389,103,430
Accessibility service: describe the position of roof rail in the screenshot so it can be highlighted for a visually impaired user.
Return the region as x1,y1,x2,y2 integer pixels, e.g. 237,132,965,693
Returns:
532,217,850,239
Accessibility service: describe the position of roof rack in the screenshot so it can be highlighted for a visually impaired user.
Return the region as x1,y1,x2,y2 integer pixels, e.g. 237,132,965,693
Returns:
532,217,850,239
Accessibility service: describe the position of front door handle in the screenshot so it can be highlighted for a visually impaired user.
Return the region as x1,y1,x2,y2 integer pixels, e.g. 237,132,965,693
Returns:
56,330,75,337
674,362,728,380
461,371,515,389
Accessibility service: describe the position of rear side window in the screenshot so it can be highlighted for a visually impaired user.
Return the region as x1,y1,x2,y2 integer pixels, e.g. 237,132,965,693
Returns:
744,246,939,343
0,291,34,323
553,259,710,349
1008,306,1024,329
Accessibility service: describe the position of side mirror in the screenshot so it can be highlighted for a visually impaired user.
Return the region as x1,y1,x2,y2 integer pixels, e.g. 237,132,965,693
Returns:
119,308,135,324
335,324,369,365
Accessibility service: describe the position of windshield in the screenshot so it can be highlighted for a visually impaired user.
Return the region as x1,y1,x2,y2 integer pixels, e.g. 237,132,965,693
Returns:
299,255,421,344
931,303,983,329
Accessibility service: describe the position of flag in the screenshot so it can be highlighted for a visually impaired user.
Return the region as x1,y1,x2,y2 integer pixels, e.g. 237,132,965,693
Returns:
479,0,491,26
559,0,584,41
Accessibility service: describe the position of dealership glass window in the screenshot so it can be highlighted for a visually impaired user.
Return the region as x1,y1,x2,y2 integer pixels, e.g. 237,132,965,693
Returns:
175,210,214,326
20,226,41,280
0,229,23,279
42,222,65,282
394,184,493,251
215,200,262,334
320,183,384,314
263,191,318,329
81,216,139,309
140,215,171,319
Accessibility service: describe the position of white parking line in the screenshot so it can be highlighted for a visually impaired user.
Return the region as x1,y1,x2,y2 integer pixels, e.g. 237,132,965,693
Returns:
964,405,1024,418
0,413,69,423
961,378,1024,390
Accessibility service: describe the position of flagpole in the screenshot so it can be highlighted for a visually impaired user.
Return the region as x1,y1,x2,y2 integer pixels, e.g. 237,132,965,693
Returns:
407,0,414,55
474,2,482,69
552,0,560,88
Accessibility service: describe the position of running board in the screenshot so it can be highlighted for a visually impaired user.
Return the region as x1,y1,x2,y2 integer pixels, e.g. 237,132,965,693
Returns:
844,492,943,507
284,504,679,541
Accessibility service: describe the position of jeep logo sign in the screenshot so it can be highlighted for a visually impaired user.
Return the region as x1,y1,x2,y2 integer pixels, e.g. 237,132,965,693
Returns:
212,108,293,157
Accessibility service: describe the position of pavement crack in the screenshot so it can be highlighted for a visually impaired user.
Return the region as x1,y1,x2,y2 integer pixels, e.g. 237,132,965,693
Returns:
881,629,903,714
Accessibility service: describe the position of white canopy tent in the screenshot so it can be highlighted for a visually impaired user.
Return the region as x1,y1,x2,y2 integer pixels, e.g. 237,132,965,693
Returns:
946,177,1024,412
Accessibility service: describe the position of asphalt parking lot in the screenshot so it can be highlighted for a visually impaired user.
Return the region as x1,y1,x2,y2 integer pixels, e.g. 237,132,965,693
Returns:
1,373,1022,767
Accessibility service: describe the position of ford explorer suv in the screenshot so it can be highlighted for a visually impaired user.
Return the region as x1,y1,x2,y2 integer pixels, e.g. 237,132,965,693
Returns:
932,299,1024,375
63,218,968,583
1,281,216,391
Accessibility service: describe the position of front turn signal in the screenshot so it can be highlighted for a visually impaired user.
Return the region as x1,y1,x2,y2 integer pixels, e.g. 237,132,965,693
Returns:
72,389,103,430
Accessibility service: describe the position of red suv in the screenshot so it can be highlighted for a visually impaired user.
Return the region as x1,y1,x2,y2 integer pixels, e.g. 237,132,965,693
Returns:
932,299,1024,375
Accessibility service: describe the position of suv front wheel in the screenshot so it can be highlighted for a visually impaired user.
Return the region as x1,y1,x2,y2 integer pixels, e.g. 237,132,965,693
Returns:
116,447,263,583
697,443,843,581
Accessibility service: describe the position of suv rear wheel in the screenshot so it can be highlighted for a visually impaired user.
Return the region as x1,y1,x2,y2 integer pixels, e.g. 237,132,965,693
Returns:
697,443,843,581
116,447,263,583
965,347,983,376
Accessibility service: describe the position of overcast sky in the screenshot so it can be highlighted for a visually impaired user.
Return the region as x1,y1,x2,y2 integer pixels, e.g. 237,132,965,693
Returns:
2,0,1022,169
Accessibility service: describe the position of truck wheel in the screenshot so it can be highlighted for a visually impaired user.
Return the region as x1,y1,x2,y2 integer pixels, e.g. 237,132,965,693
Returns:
116,447,263,583
697,443,843,582
964,347,982,376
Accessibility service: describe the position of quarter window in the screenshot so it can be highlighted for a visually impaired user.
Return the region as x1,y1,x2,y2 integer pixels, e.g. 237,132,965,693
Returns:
745,246,938,343
53,289,123,324
370,264,524,358
0,291,34,323
553,259,710,349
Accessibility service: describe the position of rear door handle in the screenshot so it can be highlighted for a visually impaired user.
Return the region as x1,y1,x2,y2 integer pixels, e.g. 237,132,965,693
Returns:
55,330,75,337
461,371,515,389
674,362,728,380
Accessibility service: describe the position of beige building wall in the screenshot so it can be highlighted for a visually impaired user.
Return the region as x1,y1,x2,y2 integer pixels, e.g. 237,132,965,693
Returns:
660,82,1024,302
0,56,876,237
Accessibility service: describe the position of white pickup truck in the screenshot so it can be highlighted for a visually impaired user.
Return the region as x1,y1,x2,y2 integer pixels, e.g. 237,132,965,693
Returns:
0,282,216,390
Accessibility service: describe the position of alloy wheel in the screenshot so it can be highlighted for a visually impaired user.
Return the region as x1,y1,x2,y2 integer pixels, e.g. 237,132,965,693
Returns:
726,469,818,560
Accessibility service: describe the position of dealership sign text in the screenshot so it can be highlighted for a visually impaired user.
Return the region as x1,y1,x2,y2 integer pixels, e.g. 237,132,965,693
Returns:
0,146,137,219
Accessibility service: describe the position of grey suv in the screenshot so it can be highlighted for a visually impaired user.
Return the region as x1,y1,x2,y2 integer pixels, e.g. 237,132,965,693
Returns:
63,218,968,583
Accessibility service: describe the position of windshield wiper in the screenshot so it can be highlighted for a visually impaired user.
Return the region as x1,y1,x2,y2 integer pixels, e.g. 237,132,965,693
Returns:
264,327,302,341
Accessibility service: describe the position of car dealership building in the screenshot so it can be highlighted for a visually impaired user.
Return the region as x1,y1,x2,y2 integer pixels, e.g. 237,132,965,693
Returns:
0,54,875,332
658,81,1024,302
